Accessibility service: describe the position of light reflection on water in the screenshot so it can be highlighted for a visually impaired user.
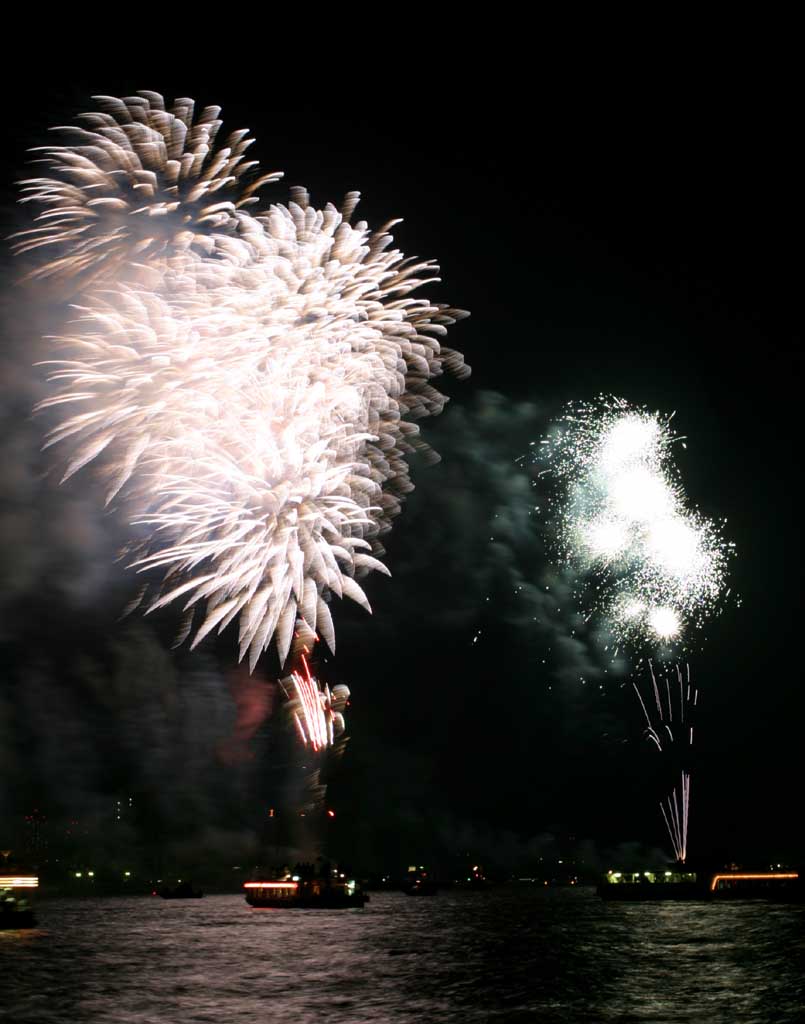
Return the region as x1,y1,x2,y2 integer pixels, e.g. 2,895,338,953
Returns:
2,888,804,1023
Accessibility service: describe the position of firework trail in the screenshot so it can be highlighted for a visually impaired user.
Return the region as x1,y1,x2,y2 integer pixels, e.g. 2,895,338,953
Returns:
278,635,351,835
634,661,696,861
537,397,732,647
13,92,469,670
660,771,691,864
633,660,696,751
283,651,348,754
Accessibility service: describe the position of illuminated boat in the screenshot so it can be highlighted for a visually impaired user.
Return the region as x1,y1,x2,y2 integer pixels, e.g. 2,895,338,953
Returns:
708,871,802,900
597,868,700,900
0,872,38,929
597,868,802,901
244,876,367,908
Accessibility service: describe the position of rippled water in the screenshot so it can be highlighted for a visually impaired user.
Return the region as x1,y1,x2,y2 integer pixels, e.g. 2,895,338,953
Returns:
2,888,804,1023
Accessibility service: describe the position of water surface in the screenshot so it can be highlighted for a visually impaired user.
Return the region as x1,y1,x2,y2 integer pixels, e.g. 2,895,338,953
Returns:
3,888,804,1022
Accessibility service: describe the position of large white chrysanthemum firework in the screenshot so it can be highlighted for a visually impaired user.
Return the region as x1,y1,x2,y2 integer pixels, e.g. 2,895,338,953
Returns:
15,92,469,669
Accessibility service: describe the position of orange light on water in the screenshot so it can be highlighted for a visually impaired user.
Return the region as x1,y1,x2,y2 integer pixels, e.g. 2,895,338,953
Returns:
710,872,798,892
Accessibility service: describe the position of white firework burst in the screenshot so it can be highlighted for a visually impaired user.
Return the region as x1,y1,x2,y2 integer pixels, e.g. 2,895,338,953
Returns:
15,92,469,668
13,91,282,284
538,397,732,647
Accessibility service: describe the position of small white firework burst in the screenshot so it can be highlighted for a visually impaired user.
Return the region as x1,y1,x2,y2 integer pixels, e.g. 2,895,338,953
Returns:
537,397,733,648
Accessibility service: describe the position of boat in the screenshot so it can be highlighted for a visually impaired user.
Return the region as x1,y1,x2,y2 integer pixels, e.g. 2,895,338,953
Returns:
708,871,803,901
402,868,438,896
0,870,39,929
597,868,700,900
245,875,367,908
597,867,802,901
402,877,438,896
159,880,204,899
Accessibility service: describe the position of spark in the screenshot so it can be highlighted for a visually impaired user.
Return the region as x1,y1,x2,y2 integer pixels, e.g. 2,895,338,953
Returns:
14,91,469,669
631,679,663,751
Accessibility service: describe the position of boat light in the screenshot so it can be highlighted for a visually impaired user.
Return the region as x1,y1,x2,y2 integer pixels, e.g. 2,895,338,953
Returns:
0,876,39,888
710,872,798,892
244,881,299,889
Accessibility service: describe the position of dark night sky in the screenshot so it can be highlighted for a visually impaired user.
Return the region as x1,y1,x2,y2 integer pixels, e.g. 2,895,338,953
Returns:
0,64,801,874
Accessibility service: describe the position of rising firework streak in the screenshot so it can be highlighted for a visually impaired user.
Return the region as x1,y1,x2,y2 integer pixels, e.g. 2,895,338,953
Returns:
13,92,469,668
661,771,691,864
283,652,349,753
634,661,696,861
